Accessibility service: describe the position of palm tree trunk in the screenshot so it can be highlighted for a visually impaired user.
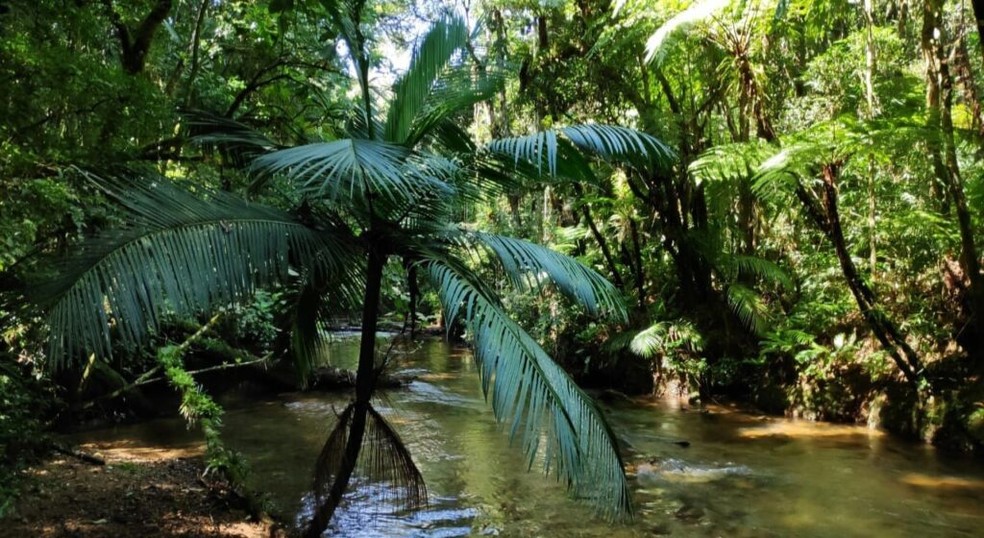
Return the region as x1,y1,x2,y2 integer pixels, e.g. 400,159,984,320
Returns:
305,247,386,537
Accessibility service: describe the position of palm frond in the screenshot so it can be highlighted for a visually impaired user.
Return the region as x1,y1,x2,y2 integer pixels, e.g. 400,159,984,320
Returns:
488,125,675,178
425,262,631,519
403,67,504,148
313,403,427,513
252,139,449,210
464,232,626,319
30,175,359,368
363,405,427,509
281,270,365,384
644,0,730,65
313,403,355,504
182,109,279,167
728,255,794,290
384,16,469,145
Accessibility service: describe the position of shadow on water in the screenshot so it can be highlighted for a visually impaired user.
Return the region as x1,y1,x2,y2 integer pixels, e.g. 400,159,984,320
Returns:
74,340,984,537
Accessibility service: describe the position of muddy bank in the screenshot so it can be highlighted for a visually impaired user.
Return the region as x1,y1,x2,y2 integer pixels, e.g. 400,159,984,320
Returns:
2,442,278,538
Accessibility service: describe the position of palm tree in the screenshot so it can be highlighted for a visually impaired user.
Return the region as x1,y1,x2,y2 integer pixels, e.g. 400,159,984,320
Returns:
22,9,673,536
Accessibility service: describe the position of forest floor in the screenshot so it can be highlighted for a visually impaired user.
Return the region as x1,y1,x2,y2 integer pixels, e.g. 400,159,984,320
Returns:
2,440,279,538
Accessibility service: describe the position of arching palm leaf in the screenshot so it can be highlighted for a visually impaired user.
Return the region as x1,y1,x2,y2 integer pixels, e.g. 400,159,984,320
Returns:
728,254,794,290
425,262,631,519
457,232,627,319
31,175,360,368
182,109,279,168
644,0,730,65
488,125,675,178
384,16,469,144
403,67,504,148
252,139,450,211
313,402,426,515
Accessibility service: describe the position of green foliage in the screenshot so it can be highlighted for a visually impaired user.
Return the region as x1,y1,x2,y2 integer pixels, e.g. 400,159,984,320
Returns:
9,8,690,522
157,344,248,485
24,174,361,368
0,177,84,271
0,360,54,518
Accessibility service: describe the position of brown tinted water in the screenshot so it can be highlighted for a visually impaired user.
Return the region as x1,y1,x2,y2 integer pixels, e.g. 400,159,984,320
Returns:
75,339,984,537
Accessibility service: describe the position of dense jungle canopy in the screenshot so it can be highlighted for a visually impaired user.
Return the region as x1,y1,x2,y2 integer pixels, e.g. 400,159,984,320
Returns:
1,0,984,534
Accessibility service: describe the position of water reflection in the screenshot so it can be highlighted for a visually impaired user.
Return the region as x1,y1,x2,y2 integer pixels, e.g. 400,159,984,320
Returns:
76,339,984,537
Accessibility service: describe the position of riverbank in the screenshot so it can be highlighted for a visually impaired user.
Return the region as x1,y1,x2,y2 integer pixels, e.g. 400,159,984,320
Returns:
2,441,278,538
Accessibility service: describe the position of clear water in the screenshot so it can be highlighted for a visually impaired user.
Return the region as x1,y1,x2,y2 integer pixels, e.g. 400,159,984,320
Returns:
76,339,984,537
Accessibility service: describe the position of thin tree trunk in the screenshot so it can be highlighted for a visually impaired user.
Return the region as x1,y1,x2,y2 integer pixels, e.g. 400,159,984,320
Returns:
864,0,878,278
573,184,624,291
628,216,646,307
923,0,984,353
305,247,386,537
972,0,984,63
953,37,984,138
817,164,921,384
182,0,210,107
921,0,951,211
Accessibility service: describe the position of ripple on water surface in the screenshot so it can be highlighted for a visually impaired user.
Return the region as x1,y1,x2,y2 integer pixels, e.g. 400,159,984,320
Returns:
72,340,984,537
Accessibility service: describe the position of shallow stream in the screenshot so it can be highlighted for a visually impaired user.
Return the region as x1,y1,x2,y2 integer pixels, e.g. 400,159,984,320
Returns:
76,339,984,537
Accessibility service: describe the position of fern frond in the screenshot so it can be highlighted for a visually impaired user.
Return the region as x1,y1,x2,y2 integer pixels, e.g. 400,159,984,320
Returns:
629,320,704,359
726,283,771,336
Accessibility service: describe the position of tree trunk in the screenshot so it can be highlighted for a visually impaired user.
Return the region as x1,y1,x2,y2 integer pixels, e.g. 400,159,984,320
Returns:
182,0,210,107
304,247,386,537
921,0,951,211
922,0,984,355
972,0,984,64
816,164,921,384
864,0,879,278
953,37,984,139
101,0,174,75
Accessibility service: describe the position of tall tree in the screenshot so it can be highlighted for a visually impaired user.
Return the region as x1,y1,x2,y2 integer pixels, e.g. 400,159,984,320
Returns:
15,10,675,535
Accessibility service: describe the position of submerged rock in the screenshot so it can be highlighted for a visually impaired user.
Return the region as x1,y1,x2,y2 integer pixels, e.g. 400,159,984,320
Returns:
635,458,753,484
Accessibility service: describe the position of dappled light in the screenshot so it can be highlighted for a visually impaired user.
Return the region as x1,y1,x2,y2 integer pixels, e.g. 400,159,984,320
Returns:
4,0,984,536
737,421,885,440
900,473,984,491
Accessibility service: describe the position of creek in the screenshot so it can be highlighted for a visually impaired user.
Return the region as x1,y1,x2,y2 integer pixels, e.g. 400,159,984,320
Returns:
74,338,984,537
